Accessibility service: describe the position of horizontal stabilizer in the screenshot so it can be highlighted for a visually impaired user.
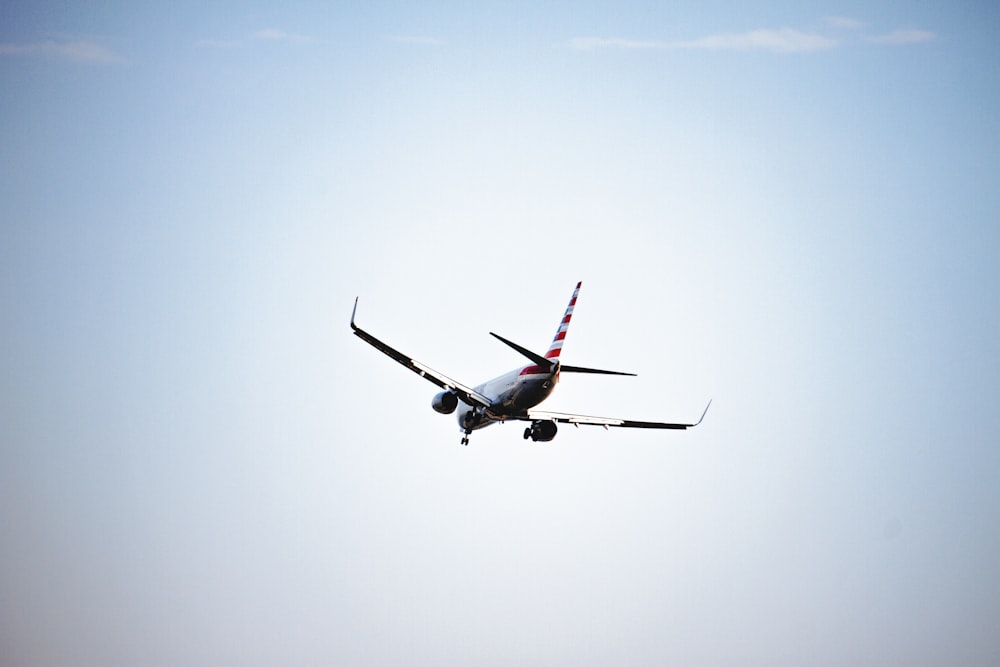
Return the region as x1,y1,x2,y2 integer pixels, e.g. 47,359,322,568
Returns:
490,333,635,376
490,332,552,368
560,365,636,377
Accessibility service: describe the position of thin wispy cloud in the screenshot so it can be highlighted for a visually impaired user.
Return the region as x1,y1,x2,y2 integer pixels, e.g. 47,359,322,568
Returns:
0,39,122,63
249,28,311,44
826,16,866,30
197,28,312,49
865,29,937,45
673,28,836,53
571,19,938,55
572,29,835,54
195,38,242,49
386,35,444,47
570,37,667,51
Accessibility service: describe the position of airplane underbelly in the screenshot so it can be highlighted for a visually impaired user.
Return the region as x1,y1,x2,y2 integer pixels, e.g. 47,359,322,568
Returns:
456,402,495,432
455,377,554,433
508,377,553,411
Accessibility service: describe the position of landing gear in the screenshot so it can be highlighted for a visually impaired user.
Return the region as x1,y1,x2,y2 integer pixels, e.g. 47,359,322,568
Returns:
524,419,558,442
460,407,482,446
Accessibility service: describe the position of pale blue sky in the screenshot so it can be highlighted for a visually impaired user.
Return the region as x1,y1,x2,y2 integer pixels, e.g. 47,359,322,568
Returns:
2,2,998,666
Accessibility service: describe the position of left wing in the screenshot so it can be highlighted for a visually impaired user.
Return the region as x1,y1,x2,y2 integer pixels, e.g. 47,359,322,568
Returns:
350,298,492,409
519,400,712,430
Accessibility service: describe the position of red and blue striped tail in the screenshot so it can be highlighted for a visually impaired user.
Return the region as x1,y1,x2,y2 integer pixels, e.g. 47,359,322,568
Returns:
546,281,581,361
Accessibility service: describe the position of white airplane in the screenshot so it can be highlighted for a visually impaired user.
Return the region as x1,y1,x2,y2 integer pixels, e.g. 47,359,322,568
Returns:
351,282,710,445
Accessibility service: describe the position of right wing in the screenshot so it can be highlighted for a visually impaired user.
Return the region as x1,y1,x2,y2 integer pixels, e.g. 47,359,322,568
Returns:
523,400,712,430
350,298,492,409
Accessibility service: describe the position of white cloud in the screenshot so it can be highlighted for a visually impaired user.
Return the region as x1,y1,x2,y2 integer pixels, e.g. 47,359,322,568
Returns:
569,19,941,56
196,28,312,50
570,37,667,51
865,29,937,45
195,38,242,49
0,39,121,63
249,28,311,43
385,35,444,47
826,16,866,30
570,28,837,54
672,28,837,53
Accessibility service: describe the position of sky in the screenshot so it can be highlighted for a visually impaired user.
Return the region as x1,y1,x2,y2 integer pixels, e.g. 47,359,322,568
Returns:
1,2,998,665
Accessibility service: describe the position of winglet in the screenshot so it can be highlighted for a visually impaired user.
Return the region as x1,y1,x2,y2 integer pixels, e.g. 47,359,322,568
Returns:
350,297,359,330
694,399,713,426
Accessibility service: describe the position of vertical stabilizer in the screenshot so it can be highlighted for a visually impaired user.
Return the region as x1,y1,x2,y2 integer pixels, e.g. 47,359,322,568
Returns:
546,282,582,361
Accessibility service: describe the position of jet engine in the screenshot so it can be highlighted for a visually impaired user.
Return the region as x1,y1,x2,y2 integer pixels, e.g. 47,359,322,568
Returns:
431,390,458,414
523,419,558,442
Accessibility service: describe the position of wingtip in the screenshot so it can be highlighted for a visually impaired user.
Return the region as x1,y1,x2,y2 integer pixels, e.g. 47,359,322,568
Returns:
695,399,712,426
350,297,359,329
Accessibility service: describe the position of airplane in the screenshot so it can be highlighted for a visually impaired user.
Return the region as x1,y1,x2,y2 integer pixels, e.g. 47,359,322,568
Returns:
350,282,710,445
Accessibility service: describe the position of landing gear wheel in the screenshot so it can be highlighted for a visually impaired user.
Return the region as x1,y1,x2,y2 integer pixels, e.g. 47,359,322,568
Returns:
523,427,531,440
460,437,469,446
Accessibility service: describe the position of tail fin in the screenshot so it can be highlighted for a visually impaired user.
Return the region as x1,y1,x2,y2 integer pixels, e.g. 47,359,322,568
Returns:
552,281,636,377
490,282,635,377
546,281,581,361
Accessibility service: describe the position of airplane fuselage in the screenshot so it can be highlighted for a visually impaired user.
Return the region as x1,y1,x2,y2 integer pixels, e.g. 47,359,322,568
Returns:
456,364,559,432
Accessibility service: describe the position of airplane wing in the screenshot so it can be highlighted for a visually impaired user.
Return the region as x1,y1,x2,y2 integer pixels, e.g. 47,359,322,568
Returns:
350,298,493,409
520,400,712,430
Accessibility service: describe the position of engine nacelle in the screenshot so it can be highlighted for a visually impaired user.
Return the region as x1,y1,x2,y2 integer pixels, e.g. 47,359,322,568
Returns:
431,390,459,414
524,419,558,442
